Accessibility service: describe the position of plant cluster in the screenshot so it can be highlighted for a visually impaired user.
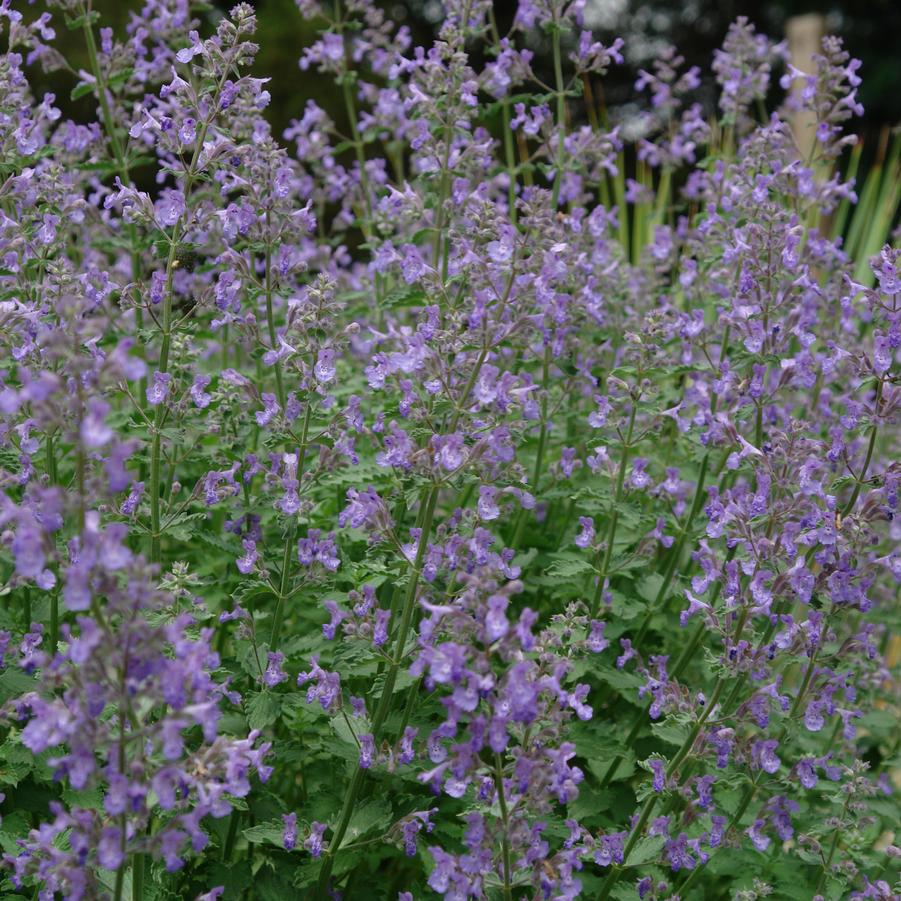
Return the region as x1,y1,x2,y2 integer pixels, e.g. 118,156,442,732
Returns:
0,0,899,899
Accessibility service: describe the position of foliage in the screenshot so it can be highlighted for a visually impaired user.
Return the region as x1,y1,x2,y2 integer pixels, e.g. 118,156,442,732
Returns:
0,1,899,900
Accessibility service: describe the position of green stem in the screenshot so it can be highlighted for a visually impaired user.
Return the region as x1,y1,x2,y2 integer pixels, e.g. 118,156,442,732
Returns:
81,11,128,180
264,211,286,410
223,809,241,861
49,594,58,657
112,866,125,901
316,487,440,897
550,22,567,208
81,5,145,404
495,755,514,901
149,67,231,567
531,345,552,488
590,401,637,617
131,854,144,901
816,786,852,893
596,679,726,901
631,449,711,646
511,344,551,547
342,76,373,231
149,237,178,567
842,378,882,516
270,402,313,649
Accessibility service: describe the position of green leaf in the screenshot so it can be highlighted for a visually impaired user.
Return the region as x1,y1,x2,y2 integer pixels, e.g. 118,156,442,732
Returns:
243,820,285,846
246,692,281,731
339,797,392,848
71,82,96,101
0,669,36,704
651,718,690,747
626,835,665,867
546,551,594,580
64,10,100,29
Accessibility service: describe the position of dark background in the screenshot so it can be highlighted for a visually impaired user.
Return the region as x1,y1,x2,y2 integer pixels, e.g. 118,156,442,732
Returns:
26,0,901,159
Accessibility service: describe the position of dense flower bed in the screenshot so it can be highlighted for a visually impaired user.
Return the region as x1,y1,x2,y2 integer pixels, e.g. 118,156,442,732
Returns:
0,0,899,898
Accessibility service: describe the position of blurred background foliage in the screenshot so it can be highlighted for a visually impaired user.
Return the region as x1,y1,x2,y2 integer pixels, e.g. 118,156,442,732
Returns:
27,0,901,139
20,0,901,248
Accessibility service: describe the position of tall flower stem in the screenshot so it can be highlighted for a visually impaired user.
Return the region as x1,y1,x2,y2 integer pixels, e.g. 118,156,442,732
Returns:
315,487,440,897
841,376,883,516
494,754,514,901
270,402,313,650
510,344,550,548
149,68,231,566
263,210,286,410
80,7,145,398
550,20,567,208
595,678,726,901
589,401,638,617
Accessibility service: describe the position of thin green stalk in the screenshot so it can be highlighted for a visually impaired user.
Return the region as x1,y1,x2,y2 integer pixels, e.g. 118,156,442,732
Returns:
222,809,241,862
341,74,373,230
131,855,144,901
599,544,736,789
510,344,551,547
149,68,231,566
531,345,552,488
590,401,637,617
264,210,286,409
316,487,440,896
841,378,882,516
501,97,518,222
149,238,178,567
112,866,125,901
596,678,726,901
550,22,567,208
631,449,711,646
49,594,58,658
81,10,128,181
495,755,514,901
81,6,145,404
46,429,61,658
270,402,314,649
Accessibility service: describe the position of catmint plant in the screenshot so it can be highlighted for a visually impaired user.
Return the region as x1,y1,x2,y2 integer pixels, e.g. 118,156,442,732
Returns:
0,0,898,899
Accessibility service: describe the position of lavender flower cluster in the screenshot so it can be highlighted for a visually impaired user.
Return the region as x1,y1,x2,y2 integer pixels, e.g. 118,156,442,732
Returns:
0,0,899,898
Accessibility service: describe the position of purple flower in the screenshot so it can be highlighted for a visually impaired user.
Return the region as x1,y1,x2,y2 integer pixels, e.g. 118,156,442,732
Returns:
649,758,666,792
594,831,626,867
146,372,171,406
264,652,287,688
752,739,781,774
359,734,376,769
477,486,500,521
304,822,327,858
297,657,341,712
586,620,609,653
190,375,212,408
575,516,595,549
236,539,257,574
282,812,297,850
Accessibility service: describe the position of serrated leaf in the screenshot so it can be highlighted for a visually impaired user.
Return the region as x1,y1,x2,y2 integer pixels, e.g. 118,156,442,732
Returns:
626,835,665,867
546,552,594,579
339,797,392,848
246,691,281,731
242,820,285,846
196,530,238,554
651,718,690,747
71,82,96,101
0,669,37,703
